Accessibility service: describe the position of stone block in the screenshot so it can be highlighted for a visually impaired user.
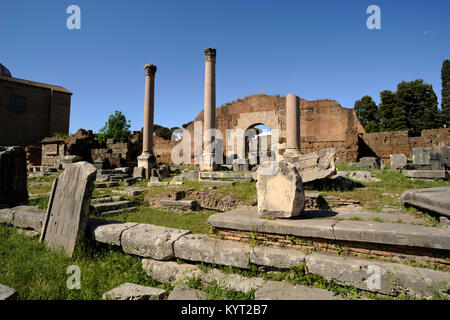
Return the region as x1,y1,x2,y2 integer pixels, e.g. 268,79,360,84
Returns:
122,223,191,260
254,281,342,300
233,158,249,172
160,200,199,211
173,234,250,268
102,283,166,300
40,162,97,257
285,148,337,183
443,146,450,169
168,286,206,300
12,205,45,231
256,161,305,218
357,157,380,169
89,221,138,246
142,258,202,285
0,146,28,205
390,154,408,171
124,177,137,186
400,186,450,218
0,208,14,225
250,246,306,269
412,147,434,165
181,170,199,181
133,167,145,180
402,170,448,180
0,284,18,300
305,253,450,298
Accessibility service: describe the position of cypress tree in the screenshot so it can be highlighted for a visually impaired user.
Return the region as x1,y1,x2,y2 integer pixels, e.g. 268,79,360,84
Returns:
354,95,379,133
379,90,397,131
442,60,450,126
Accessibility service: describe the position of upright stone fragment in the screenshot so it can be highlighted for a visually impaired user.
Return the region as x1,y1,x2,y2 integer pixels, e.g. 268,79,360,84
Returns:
40,162,97,256
357,157,380,169
390,154,407,171
0,146,28,207
412,147,434,165
256,161,305,218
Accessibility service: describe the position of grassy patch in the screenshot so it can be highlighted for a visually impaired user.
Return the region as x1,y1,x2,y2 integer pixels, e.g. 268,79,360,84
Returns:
103,206,215,234
0,224,170,300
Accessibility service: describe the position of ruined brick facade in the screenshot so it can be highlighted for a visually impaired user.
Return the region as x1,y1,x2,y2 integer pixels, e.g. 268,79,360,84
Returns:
360,128,450,164
184,94,365,163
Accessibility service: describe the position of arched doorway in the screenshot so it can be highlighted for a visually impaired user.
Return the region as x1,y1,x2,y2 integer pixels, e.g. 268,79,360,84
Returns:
244,124,273,166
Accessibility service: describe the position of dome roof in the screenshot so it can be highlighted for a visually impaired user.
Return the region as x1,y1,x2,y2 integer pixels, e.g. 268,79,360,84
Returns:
0,63,11,77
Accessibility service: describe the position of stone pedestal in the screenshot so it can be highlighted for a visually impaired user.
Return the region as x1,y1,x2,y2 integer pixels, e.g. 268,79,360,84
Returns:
200,152,216,172
137,153,157,179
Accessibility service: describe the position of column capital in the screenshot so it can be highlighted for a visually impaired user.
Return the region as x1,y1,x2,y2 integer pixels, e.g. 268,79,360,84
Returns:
204,48,216,62
144,64,157,75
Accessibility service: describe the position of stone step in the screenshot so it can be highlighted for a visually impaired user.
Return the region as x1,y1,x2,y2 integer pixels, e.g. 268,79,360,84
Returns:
99,207,137,218
208,206,450,251
200,179,235,186
90,200,134,214
160,200,200,211
95,182,119,189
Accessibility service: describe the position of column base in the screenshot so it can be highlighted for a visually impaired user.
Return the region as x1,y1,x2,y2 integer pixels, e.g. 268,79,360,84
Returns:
284,149,302,161
137,153,157,179
200,152,217,171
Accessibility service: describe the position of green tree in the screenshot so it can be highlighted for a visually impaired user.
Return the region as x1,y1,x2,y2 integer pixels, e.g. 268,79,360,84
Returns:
378,90,397,131
153,124,181,140
442,60,450,126
97,110,131,146
354,95,380,133
396,79,442,134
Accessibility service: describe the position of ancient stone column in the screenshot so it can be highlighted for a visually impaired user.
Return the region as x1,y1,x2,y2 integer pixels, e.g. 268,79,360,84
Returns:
200,48,217,171
285,93,301,157
138,64,157,176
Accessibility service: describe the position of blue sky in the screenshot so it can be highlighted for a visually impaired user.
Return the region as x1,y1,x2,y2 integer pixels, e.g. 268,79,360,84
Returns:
1,0,449,133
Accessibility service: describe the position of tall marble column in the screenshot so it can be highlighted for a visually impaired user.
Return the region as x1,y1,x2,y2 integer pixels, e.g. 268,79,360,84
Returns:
200,48,217,171
285,93,301,157
138,64,157,176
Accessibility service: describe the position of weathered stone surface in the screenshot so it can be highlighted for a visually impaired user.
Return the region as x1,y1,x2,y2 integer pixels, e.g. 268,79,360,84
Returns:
168,286,206,300
91,200,134,214
174,234,250,268
132,166,145,179
0,208,14,225
0,146,28,205
443,146,450,169
90,221,138,246
209,206,450,251
122,224,191,260
285,148,337,183
112,188,144,197
333,219,450,250
255,281,342,300
147,181,169,187
257,161,305,218
390,154,408,171
0,284,18,300
59,155,83,169
12,205,45,231
102,283,166,300
250,246,306,269
403,169,448,180
400,186,450,218
412,147,434,165
95,181,119,188
169,175,183,185
200,179,235,186
40,162,97,256
142,258,202,285
201,268,265,293
305,253,450,298
233,159,249,172
181,170,199,181
334,171,380,183
199,171,253,180
357,157,380,169
160,200,199,211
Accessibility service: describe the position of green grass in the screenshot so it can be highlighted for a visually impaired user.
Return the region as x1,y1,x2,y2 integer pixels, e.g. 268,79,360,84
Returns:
0,224,170,300
103,206,216,234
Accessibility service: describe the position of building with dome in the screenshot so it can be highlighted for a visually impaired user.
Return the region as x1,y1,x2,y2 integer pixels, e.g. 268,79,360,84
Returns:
0,63,72,146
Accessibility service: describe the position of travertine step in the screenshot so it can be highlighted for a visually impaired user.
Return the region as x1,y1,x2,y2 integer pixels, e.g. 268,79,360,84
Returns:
90,200,134,214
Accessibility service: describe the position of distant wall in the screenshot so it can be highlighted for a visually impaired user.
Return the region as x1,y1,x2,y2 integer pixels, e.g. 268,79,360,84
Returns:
360,128,450,164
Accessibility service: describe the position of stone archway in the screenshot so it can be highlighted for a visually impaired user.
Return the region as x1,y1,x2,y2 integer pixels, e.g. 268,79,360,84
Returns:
244,123,273,165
